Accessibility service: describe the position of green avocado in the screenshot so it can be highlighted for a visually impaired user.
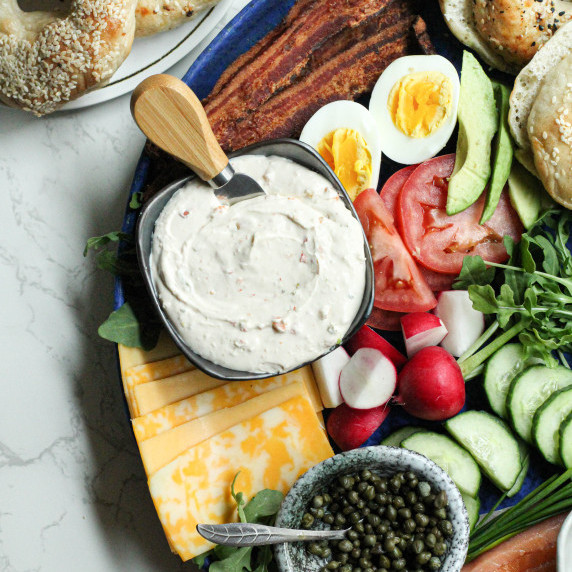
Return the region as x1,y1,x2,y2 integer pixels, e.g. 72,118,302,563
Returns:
507,161,545,229
480,82,514,223
446,51,498,216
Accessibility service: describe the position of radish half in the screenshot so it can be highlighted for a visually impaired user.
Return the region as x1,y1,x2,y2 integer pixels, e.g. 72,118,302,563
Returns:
345,325,407,368
401,312,448,357
339,348,397,409
434,290,485,357
311,346,350,408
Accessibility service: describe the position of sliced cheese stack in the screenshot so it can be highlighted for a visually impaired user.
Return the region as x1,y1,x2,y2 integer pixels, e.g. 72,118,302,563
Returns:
117,337,332,561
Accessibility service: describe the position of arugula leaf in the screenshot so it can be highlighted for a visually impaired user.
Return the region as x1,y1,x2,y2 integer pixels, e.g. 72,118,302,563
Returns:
129,192,143,210
83,231,132,256
231,473,248,524
244,490,284,523
209,547,253,572
454,256,495,290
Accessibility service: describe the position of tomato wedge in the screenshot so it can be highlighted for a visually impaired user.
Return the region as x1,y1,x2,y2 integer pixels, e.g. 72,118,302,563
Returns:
397,154,523,275
366,307,404,331
380,164,417,216
354,188,436,313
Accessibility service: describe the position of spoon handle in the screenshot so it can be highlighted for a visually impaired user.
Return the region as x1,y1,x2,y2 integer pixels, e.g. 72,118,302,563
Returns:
196,523,348,547
130,74,229,181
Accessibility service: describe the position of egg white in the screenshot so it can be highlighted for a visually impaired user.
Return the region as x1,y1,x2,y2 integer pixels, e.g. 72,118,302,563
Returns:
300,100,382,192
369,55,460,165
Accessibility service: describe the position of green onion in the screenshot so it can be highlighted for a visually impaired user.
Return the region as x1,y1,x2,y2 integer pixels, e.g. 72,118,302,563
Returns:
466,468,572,562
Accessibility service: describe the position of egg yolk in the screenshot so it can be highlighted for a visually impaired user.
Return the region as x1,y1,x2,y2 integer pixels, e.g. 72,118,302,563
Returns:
316,128,372,200
388,71,452,138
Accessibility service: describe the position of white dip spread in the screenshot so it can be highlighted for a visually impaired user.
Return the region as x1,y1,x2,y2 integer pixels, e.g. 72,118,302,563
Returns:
151,154,366,373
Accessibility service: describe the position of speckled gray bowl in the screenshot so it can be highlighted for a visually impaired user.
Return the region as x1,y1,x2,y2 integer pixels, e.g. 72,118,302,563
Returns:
274,446,470,572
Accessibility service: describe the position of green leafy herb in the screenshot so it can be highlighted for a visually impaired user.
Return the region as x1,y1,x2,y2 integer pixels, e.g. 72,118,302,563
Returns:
194,475,283,572
129,192,143,210
467,468,572,561
455,210,572,376
85,228,161,350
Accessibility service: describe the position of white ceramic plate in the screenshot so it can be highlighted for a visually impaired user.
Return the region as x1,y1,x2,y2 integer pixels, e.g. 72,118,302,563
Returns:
63,0,233,110
558,511,572,572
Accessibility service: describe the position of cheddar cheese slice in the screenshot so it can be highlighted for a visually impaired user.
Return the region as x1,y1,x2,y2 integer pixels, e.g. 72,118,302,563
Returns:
148,394,333,560
132,366,319,442
117,331,179,374
123,355,194,417
140,380,312,475
133,369,228,416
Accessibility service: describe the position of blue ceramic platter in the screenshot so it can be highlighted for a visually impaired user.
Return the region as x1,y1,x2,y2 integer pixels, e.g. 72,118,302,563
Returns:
115,0,558,520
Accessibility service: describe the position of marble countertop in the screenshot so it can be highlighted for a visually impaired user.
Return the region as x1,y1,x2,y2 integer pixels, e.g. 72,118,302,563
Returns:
0,2,247,569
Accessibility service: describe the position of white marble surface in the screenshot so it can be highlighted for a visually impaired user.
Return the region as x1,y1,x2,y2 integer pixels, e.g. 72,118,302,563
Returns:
0,2,248,569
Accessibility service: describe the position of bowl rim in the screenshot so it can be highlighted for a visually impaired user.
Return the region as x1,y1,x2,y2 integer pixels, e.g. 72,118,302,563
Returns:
135,138,374,381
274,445,470,572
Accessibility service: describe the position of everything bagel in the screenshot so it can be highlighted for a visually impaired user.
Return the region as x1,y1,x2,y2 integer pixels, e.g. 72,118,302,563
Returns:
0,0,137,115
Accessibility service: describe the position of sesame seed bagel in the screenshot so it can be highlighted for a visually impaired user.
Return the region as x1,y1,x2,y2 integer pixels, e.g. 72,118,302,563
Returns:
439,0,572,74
135,0,221,37
529,52,572,209
0,0,137,115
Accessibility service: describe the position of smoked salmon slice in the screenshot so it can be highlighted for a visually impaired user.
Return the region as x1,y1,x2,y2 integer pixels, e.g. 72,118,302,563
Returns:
463,512,569,572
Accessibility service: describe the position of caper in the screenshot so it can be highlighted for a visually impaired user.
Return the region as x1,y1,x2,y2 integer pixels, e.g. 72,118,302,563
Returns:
312,495,324,508
375,493,389,505
349,511,361,524
301,513,314,528
356,499,366,510
357,481,369,494
434,507,448,520
361,469,372,481
440,519,454,537
397,507,411,520
376,523,389,535
367,513,381,527
425,493,436,505
325,561,340,570
310,507,324,519
417,481,431,497
386,505,397,521
354,522,365,534
416,551,432,565
435,490,448,508
338,539,353,553
339,565,352,572
411,539,424,554
351,547,361,559
338,475,352,489
384,537,398,551
348,490,359,505
405,490,417,505
379,554,391,568
428,556,442,570
402,518,416,533
364,523,373,534
359,557,372,568
323,514,334,525
415,513,429,528
308,543,323,556
412,501,426,514
323,493,332,504
392,558,407,570
389,477,402,493
434,541,447,556
335,514,347,526
425,532,437,548
388,546,402,560
375,479,388,493
352,539,360,548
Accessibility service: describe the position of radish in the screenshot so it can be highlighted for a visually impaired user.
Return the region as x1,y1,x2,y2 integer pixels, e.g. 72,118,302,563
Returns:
434,290,485,357
394,346,465,421
400,312,448,357
311,346,350,408
339,348,397,409
345,325,407,369
327,402,390,451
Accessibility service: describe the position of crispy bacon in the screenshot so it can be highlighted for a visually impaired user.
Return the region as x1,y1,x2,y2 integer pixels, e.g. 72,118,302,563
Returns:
214,1,424,151
204,0,391,132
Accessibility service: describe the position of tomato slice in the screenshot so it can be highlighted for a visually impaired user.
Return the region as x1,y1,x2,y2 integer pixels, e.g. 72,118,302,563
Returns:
366,307,404,331
354,188,436,313
381,165,457,289
397,154,523,275
380,165,417,216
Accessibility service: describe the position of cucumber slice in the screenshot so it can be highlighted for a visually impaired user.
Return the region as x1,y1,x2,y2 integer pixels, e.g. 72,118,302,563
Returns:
401,431,481,498
507,440,529,497
506,365,572,443
381,426,424,448
461,492,480,531
445,411,524,492
532,386,572,465
560,411,572,468
484,343,543,418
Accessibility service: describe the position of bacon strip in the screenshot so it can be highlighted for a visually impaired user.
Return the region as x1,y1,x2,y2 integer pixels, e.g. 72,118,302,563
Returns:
204,0,391,131
214,1,421,151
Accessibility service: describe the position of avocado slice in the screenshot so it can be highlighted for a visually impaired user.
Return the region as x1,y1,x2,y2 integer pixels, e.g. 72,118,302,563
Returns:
481,82,514,223
446,51,498,216
507,161,544,229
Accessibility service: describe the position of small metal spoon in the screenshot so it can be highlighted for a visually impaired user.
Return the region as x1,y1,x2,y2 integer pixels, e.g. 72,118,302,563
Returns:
196,522,350,547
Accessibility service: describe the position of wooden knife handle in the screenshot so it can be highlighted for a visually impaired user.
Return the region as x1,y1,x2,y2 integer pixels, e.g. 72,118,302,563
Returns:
130,74,228,181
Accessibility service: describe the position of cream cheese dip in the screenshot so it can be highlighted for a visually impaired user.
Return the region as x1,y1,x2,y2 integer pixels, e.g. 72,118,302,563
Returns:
150,155,366,374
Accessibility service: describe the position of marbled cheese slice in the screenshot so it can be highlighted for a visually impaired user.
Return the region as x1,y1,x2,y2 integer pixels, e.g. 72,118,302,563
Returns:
140,380,311,475
132,366,320,442
117,331,179,374
148,395,333,560
123,355,194,416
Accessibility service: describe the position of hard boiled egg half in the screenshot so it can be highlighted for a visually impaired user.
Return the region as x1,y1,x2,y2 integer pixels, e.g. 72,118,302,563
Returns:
300,101,382,200
369,55,460,165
